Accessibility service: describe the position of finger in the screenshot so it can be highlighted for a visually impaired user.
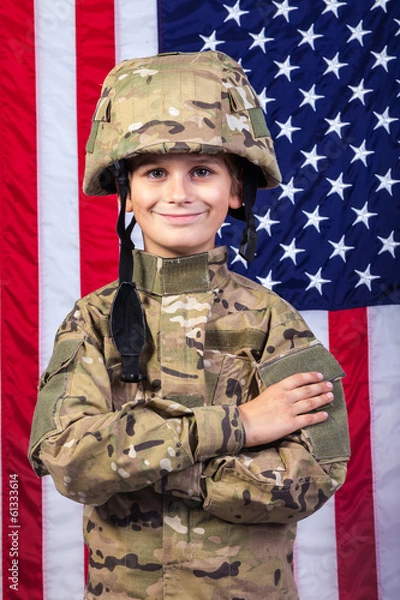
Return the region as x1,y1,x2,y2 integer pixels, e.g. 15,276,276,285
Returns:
292,380,333,402
294,391,334,415
280,371,324,390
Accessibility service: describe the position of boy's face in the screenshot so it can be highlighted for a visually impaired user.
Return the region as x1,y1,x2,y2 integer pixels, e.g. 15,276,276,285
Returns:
126,154,242,258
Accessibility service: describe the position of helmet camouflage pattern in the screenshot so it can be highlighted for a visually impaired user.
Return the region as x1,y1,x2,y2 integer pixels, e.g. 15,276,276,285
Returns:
83,50,281,196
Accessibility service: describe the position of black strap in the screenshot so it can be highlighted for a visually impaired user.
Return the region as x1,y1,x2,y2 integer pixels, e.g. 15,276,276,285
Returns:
239,162,259,263
109,161,147,382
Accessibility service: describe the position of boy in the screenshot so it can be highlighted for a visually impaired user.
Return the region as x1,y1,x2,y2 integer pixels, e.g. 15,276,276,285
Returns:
29,51,350,599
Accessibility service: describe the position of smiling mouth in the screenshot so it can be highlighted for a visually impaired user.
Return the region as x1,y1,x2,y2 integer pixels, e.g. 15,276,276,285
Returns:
157,212,205,223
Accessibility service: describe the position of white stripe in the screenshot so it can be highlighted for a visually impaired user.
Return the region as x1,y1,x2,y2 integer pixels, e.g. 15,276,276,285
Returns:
35,0,84,598
295,310,339,600
368,305,400,600
115,0,159,62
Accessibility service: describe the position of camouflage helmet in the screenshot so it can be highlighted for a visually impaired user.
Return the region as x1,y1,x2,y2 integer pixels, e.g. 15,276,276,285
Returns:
83,50,281,196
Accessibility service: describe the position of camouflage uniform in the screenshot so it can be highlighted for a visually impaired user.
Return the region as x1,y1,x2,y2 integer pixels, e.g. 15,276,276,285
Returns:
29,246,350,599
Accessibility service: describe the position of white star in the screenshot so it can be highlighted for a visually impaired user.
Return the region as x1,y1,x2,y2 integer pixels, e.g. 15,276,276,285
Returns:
395,19,400,36
323,53,347,79
305,268,331,295
349,140,375,166
272,0,298,22
348,79,373,105
249,27,273,53
298,25,323,50
397,79,400,98
276,116,301,142
376,169,400,196
371,0,392,12
280,238,306,265
217,222,231,237
355,265,380,291
274,56,300,81
230,245,249,267
328,235,355,261
347,21,371,46
256,209,280,235
373,108,397,133
301,145,326,170
199,31,225,51
257,270,282,290
299,85,324,111
278,177,303,203
351,202,378,229
257,88,276,113
371,46,396,72
326,173,352,200
302,206,329,232
322,0,346,18
325,113,350,136
378,231,400,257
223,1,249,26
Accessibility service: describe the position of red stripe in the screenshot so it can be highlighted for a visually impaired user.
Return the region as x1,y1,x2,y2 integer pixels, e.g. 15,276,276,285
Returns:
75,0,117,581
0,0,44,596
76,0,119,299
329,308,378,600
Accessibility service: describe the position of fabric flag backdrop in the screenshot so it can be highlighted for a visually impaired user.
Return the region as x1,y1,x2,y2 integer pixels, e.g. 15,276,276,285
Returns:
0,0,399,598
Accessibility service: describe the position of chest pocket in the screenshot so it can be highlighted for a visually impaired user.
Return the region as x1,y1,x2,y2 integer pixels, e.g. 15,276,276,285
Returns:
204,328,265,407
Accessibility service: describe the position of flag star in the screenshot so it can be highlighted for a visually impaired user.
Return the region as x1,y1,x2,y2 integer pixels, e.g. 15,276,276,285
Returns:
397,79,400,97
395,19,400,36
278,177,303,203
351,202,378,229
257,88,275,113
272,0,298,22
229,245,249,267
325,113,350,136
299,85,324,110
347,21,372,46
280,238,306,265
257,270,282,290
378,231,400,257
305,268,331,294
217,221,231,237
298,24,323,50
323,53,347,79
371,0,392,12
199,31,225,51
326,173,352,200
373,107,397,133
322,0,346,18
349,140,375,166
300,145,326,170
376,169,400,196
249,27,273,53
256,209,280,236
371,46,396,72
274,56,300,81
302,206,329,232
355,265,380,291
328,235,355,261
223,1,249,26
237,58,251,74
276,116,301,142
348,79,373,105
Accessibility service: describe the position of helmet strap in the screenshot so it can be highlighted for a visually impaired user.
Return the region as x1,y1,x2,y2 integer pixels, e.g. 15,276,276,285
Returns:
239,162,259,263
109,161,147,383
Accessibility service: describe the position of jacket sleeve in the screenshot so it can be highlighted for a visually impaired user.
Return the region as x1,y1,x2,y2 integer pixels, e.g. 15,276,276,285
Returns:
154,343,350,525
28,302,245,507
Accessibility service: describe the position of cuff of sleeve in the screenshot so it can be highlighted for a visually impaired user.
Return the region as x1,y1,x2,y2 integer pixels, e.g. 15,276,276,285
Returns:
192,405,245,461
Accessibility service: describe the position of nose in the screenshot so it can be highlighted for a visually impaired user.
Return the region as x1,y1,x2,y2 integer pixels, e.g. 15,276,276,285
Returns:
167,172,191,204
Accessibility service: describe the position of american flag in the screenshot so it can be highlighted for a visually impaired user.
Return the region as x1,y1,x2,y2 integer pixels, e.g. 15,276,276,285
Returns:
0,1,399,599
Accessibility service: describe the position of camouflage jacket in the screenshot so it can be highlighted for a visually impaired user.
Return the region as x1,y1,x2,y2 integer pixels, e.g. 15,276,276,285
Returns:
29,246,350,599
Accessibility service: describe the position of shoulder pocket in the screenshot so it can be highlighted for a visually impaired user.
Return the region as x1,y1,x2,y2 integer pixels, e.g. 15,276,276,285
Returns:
39,337,83,389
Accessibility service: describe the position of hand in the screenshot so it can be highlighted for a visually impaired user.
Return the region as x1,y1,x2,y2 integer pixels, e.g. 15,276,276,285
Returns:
238,372,334,447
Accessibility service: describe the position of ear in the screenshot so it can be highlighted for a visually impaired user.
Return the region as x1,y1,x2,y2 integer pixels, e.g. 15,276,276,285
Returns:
228,189,243,211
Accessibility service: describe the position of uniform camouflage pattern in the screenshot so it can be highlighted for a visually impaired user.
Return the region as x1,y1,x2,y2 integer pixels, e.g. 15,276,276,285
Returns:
29,247,350,599
83,51,282,196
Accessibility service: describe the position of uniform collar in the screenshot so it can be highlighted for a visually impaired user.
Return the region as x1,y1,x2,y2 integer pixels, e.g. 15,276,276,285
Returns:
132,246,229,295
